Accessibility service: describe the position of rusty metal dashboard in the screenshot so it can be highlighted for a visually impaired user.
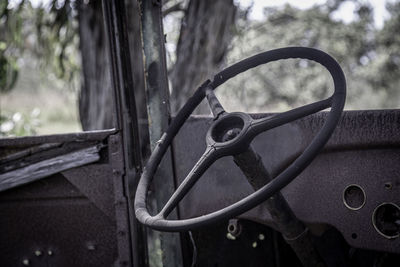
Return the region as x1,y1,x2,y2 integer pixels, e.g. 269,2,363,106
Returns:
172,109,400,254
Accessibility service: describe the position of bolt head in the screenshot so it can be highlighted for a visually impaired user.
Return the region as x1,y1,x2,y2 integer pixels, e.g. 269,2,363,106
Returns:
87,243,96,251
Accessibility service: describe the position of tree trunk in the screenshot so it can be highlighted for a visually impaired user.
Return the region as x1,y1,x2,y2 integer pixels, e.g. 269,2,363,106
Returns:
170,0,237,114
78,1,114,131
77,0,237,126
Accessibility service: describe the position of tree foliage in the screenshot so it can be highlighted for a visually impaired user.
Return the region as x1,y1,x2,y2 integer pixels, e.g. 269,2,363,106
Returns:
1,0,400,134
0,0,79,93
216,1,400,112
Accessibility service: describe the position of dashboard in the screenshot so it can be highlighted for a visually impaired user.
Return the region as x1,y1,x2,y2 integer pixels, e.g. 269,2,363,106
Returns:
173,109,400,253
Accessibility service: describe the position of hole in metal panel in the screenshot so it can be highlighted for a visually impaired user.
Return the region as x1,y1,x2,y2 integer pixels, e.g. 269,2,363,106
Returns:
372,202,400,239
384,182,392,190
343,184,366,211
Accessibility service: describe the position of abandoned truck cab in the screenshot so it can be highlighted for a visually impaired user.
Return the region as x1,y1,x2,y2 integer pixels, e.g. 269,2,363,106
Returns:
1,1,400,267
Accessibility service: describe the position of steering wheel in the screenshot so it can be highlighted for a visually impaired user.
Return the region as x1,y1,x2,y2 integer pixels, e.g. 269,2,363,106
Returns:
135,47,346,232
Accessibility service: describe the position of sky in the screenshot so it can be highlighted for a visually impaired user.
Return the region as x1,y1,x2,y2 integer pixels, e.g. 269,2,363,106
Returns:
236,0,393,28
10,0,395,28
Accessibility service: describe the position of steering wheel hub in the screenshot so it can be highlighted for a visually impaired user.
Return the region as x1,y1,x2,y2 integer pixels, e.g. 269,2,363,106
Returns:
208,112,251,144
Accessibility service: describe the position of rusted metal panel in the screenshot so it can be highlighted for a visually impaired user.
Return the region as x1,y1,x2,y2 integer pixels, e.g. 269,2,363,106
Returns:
173,110,400,254
108,133,139,267
62,164,116,221
0,131,145,266
0,171,118,267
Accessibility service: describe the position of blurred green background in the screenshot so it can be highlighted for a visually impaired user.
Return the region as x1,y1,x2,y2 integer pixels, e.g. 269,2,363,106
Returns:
1,0,400,137
1,0,80,136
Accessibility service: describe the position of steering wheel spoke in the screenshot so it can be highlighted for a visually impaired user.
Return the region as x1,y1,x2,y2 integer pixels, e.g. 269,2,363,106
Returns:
250,97,333,135
158,146,218,218
205,87,225,119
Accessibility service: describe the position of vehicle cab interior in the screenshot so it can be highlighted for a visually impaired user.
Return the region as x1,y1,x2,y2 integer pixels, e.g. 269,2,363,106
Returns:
0,1,399,267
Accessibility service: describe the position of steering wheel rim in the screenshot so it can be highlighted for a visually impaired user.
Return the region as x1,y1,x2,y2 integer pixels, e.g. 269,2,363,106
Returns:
135,47,346,232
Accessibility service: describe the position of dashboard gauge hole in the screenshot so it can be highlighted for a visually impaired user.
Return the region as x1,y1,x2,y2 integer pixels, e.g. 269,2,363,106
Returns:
343,184,366,210
372,202,400,239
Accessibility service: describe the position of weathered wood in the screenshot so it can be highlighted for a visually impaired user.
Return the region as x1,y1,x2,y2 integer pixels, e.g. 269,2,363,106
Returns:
0,145,102,192
0,141,101,174
0,143,61,164
0,129,116,147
